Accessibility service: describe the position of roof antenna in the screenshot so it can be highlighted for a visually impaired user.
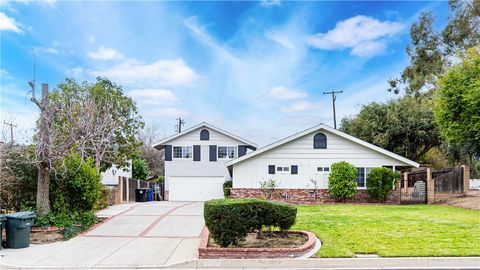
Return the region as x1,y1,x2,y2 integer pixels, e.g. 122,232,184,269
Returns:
28,52,36,99
175,117,185,133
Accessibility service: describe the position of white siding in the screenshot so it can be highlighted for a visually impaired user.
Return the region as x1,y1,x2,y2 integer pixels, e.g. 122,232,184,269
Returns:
101,163,132,186
165,127,251,191
232,129,410,189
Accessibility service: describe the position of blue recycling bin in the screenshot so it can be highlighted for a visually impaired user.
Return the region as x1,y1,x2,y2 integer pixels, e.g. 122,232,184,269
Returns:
148,189,154,201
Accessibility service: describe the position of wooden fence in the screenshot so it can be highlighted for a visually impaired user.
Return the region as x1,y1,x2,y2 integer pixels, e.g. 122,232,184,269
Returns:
115,176,164,203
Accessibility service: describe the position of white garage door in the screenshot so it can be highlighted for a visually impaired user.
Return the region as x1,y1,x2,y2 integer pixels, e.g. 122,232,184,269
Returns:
169,176,225,201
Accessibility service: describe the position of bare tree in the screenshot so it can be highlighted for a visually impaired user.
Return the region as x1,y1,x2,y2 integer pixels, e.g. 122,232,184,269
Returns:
138,123,164,177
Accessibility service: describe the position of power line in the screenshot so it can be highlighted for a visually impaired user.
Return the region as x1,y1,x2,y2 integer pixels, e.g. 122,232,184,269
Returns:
323,90,343,129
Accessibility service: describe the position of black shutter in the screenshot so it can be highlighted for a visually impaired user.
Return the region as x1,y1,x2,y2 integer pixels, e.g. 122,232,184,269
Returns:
209,145,217,161
291,165,298,175
193,145,201,161
238,145,247,157
164,145,172,161
268,165,275,174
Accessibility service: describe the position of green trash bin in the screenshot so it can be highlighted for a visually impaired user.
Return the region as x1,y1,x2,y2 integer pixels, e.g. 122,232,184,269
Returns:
0,214,6,249
5,211,36,249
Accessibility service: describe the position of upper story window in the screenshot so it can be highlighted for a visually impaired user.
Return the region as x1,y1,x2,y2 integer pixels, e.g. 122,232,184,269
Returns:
218,146,236,159
200,129,210,140
173,146,192,159
313,133,327,149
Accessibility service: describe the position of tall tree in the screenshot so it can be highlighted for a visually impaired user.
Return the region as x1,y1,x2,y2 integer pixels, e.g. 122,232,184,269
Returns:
434,47,480,160
51,78,144,172
137,124,164,177
340,96,441,162
389,0,480,95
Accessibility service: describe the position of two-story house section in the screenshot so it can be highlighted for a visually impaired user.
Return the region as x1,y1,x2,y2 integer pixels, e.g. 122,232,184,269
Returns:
153,122,257,201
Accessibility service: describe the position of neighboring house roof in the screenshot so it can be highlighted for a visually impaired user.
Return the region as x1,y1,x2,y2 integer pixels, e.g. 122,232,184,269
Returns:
152,122,258,150
226,123,420,167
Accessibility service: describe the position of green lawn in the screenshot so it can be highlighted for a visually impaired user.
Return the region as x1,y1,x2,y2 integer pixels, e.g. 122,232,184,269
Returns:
292,204,480,258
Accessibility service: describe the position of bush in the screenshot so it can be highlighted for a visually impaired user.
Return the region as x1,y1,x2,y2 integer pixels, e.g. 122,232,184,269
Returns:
328,161,358,201
204,199,297,247
0,144,37,212
366,168,400,202
95,186,111,210
223,180,232,197
259,178,278,199
34,211,98,239
50,154,102,214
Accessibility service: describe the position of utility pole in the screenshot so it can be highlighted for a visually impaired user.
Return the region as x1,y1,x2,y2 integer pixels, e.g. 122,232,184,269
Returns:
3,121,17,143
175,117,185,133
323,90,343,129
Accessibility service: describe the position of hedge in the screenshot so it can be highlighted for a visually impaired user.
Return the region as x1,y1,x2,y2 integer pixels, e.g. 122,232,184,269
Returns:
204,199,297,247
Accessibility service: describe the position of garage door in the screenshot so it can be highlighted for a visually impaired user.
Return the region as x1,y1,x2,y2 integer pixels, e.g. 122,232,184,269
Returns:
169,176,225,201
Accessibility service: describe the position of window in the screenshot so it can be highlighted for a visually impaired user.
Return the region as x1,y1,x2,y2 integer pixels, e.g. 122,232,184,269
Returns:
200,129,210,140
313,133,327,149
355,167,366,188
317,167,330,172
218,146,236,159
277,166,290,174
173,146,192,159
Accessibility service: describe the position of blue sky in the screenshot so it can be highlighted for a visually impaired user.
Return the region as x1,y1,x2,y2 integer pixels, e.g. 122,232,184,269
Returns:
1,0,448,146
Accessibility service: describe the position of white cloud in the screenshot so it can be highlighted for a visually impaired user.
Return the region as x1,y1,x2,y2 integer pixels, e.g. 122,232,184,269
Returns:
308,15,403,57
87,46,124,61
260,0,281,7
128,89,178,105
0,12,22,33
267,86,306,100
281,100,321,113
34,46,59,55
90,58,200,87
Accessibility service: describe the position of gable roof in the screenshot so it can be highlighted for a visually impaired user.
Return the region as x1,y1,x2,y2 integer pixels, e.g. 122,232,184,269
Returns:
226,123,420,167
152,122,257,149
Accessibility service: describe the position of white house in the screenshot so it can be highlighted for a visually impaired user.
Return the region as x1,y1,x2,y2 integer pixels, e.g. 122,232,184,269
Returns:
101,163,132,186
153,122,257,201
226,123,419,202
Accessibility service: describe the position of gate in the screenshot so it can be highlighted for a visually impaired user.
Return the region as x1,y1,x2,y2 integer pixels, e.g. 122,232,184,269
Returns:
401,170,427,204
433,167,464,193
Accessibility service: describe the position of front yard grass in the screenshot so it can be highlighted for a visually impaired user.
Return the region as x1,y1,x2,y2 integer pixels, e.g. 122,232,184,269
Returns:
293,204,480,258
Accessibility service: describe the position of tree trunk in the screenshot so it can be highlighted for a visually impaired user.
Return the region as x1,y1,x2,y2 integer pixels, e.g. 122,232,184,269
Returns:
36,161,50,216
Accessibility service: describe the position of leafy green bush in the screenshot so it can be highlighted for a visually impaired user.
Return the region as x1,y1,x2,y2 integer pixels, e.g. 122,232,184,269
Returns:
0,144,37,212
328,161,358,201
34,211,98,239
132,157,149,180
95,186,111,210
223,180,232,197
366,168,401,202
204,199,297,247
50,154,102,214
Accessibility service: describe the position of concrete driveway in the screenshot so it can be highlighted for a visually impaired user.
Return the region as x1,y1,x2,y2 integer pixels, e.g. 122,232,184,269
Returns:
0,201,205,268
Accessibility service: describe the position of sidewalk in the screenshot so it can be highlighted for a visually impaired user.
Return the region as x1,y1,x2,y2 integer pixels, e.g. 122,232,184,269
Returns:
171,257,480,270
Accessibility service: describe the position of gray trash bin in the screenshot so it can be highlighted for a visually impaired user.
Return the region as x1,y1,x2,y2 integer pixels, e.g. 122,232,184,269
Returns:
5,211,36,248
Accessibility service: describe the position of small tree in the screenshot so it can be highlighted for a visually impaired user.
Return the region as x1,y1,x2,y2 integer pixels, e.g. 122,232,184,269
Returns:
366,168,400,202
328,161,357,201
132,158,149,180
259,178,278,199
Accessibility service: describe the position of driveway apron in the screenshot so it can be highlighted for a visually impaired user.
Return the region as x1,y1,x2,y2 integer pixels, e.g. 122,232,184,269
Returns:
0,201,205,268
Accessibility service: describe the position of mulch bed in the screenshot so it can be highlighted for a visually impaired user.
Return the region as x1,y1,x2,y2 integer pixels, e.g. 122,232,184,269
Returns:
208,232,308,248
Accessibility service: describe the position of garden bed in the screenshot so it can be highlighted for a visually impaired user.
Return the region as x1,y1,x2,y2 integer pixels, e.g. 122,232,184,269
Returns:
30,226,64,244
198,227,316,259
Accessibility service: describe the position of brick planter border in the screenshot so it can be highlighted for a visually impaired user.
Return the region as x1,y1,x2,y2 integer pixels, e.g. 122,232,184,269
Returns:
30,226,64,244
198,227,317,259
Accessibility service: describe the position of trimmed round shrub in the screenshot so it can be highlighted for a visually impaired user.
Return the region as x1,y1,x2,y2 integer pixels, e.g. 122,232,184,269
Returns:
204,199,297,247
328,161,358,201
366,168,400,202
